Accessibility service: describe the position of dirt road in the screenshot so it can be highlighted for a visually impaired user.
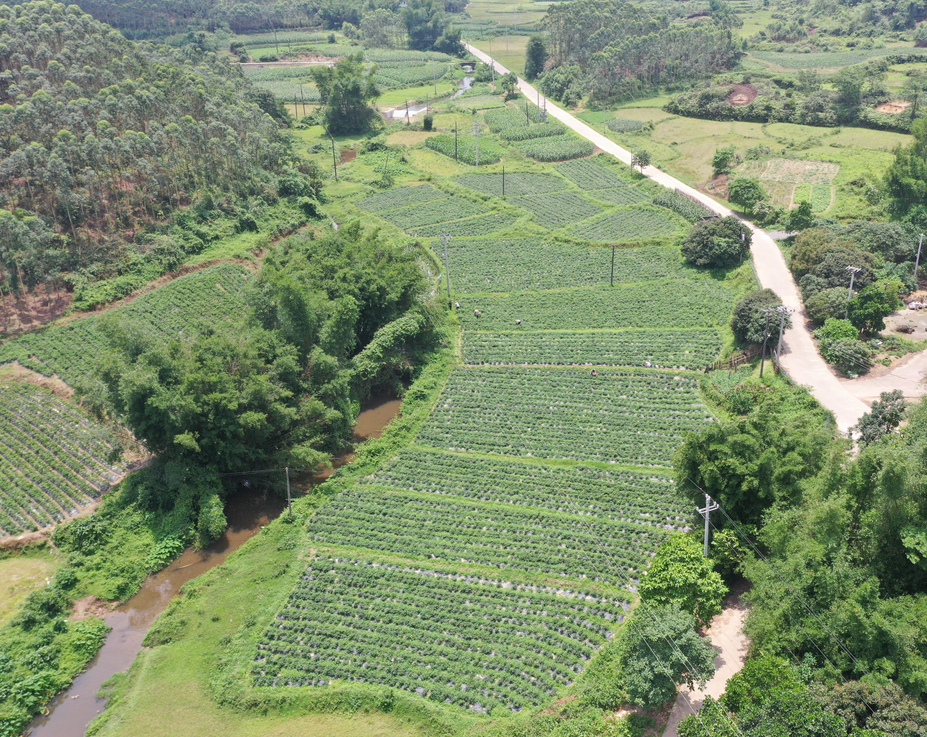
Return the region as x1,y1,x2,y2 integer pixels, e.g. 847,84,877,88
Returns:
463,43,885,433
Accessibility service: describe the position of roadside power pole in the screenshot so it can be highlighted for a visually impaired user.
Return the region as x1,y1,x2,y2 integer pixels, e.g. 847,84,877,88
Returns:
285,467,292,518
455,121,458,162
441,229,452,305
845,265,861,318
502,164,505,197
775,305,794,360
915,233,925,281
473,123,480,166
330,134,338,181
759,306,775,378
610,245,616,286
697,493,719,556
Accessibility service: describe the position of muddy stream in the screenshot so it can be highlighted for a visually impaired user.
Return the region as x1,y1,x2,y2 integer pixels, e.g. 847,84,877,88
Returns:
26,395,402,737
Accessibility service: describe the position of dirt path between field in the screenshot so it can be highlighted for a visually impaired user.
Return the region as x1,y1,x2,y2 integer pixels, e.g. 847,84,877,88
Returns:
464,43,876,433
661,588,749,737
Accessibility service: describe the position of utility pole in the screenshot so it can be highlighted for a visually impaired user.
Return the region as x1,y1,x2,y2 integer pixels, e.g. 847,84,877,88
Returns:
473,123,480,166
915,233,925,282
455,121,458,162
440,229,452,304
525,101,530,125
610,245,615,286
759,306,774,378
696,493,719,557
505,26,508,53
433,60,437,95
285,467,292,518
330,134,338,181
502,164,505,197
845,265,861,318
405,98,410,124
775,305,794,360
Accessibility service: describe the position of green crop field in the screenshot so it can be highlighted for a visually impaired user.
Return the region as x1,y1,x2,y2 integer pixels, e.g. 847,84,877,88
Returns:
571,208,683,243
416,367,712,466
438,241,693,293
516,134,595,162
462,329,724,369
0,383,125,536
0,264,253,385
555,158,631,190
409,212,517,237
512,192,603,229
455,172,568,197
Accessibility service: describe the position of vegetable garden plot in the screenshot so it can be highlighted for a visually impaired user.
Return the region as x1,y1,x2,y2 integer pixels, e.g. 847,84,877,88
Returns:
652,190,714,222
0,383,125,537
409,213,516,238
586,188,650,207
440,241,691,294
355,184,449,213
378,198,487,230
416,367,712,467
458,282,733,331
363,448,689,526
455,172,568,198
512,192,602,230
462,329,723,370
311,488,672,581
251,81,321,102
254,557,628,713
0,264,252,384
483,105,546,131
517,135,594,162
571,208,682,243
498,122,568,141
555,158,630,191
425,134,504,166
374,62,450,89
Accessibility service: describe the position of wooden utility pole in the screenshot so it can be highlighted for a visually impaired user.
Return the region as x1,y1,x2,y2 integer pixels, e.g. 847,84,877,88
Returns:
330,135,338,181
285,467,292,518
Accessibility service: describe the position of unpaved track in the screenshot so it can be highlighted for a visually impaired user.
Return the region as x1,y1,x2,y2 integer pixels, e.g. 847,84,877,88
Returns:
464,43,881,433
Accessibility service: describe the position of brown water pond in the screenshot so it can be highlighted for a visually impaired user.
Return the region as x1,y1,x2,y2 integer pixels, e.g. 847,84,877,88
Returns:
25,395,401,737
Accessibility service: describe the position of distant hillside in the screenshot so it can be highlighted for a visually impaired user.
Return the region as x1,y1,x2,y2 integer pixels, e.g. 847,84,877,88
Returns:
0,2,315,315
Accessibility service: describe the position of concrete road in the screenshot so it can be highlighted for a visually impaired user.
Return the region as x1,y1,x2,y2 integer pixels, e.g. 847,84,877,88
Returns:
464,43,875,433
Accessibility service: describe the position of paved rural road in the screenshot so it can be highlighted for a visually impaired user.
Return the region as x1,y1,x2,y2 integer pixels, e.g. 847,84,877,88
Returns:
464,43,883,434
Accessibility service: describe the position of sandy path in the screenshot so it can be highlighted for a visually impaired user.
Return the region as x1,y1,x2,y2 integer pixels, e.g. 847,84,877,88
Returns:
463,43,899,433
662,591,749,737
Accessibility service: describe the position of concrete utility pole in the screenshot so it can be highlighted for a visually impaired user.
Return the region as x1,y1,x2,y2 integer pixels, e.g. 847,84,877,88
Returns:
697,493,719,556
455,121,458,161
775,305,794,359
285,467,292,518
330,135,338,181
915,233,925,281
440,229,452,304
845,265,861,318
759,306,775,378
473,123,480,166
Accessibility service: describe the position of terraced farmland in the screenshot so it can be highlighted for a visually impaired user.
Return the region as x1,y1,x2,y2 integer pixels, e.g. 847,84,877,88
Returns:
0,383,125,537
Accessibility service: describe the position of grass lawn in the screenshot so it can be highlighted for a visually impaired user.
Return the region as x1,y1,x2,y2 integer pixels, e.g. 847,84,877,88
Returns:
0,549,58,627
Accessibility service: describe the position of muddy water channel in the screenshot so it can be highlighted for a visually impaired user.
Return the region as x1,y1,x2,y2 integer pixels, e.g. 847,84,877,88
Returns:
26,395,401,737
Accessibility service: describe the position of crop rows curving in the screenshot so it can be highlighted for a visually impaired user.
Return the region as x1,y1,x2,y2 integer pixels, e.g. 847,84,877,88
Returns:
458,283,733,331
571,208,681,243
607,118,645,133
455,172,567,198
253,557,628,713
0,383,124,536
652,190,715,222
309,488,671,581
462,329,724,370
512,192,602,230
498,122,568,141
555,158,630,190
363,449,688,525
0,264,252,385
374,62,450,89
416,367,712,466
587,187,651,207
516,135,594,162
378,198,486,229
483,105,547,131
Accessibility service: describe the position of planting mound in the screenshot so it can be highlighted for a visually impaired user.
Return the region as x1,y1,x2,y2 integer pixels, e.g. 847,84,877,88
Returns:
727,83,757,105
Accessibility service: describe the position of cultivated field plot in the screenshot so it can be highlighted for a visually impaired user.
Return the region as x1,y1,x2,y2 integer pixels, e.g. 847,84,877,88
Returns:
653,190,715,222
416,367,712,466
0,264,252,384
310,488,667,580
586,188,651,207
555,158,630,190
442,241,692,293
516,134,594,162
512,192,603,230
459,283,734,331
484,105,546,131
377,198,487,230
455,172,567,198
498,122,568,141
409,213,516,238
571,208,682,243
0,383,124,537
735,157,838,210
254,557,628,712
462,329,723,369
425,134,504,165
363,448,688,524
749,47,927,71
356,184,449,212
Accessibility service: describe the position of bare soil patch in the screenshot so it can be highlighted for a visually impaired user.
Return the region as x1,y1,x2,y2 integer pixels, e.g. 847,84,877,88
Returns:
875,100,910,114
0,362,74,399
339,148,357,164
70,595,117,621
727,83,757,106
704,172,729,198
0,288,72,338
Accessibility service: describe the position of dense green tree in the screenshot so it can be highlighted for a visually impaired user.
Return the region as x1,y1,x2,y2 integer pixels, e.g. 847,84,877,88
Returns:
731,288,790,345
885,117,927,226
630,150,652,172
524,35,547,81
312,53,382,135
712,145,739,175
787,201,815,232
638,534,728,625
853,390,909,446
847,280,904,333
620,603,717,708
402,0,447,51
728,178,767,210
681,216,751,268
806,287,852,324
